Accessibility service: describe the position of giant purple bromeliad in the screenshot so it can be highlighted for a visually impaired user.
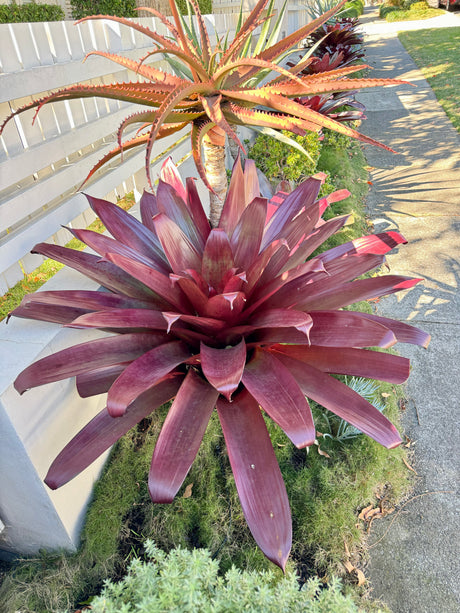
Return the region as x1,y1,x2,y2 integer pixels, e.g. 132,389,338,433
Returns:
11,158,429,569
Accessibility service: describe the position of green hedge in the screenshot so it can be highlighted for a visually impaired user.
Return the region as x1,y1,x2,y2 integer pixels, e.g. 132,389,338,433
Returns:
0,1,64,23
70,0,136,19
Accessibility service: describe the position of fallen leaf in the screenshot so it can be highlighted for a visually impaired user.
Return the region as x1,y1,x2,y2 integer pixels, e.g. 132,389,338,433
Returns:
317,446,330,458
343,560,354,573
183,483,193,499
381,392,391,398
402,457,417,474
356,568,366,586
358,505,373,520
344,541,350,557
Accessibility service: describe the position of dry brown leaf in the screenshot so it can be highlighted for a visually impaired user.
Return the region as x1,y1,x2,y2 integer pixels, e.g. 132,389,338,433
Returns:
358,504,373,520
183,483,193,498
381,392,391,398
402,457,417,474
317,446,330,458
356,569,366,586
344,540,350,558
343,560,354,573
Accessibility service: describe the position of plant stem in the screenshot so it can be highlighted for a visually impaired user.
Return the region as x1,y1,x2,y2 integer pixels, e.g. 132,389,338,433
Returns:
203,126,227,228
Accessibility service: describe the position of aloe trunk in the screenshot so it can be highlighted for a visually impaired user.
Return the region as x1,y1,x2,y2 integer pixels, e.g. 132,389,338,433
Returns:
203,126,228,227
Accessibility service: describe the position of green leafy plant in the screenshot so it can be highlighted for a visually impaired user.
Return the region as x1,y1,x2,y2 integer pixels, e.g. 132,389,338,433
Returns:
88,540,362,612
0,0,64,23
248,131,322,184
10,157,429,569
0,0,406,226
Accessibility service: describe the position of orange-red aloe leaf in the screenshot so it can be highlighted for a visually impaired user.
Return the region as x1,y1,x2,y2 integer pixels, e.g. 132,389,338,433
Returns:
190,117,216,193
145,81,212,186
258,0,346,64
83,50,184,86
188,0,212,66
221,0,270,64
217,390,292,571
149,368,219,502
224,104,314,135
213,58,308,90
222,89,396,151
200,95,245,151
135,5,180,40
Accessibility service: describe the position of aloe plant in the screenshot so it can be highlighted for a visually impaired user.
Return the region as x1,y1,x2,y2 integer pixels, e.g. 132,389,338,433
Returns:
10,158,430,569
1,0,405,226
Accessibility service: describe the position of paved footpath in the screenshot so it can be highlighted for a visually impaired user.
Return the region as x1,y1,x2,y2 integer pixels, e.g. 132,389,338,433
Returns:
356,7,460,613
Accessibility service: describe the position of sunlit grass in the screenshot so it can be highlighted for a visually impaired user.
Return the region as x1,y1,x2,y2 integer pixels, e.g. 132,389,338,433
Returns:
399,27,460,132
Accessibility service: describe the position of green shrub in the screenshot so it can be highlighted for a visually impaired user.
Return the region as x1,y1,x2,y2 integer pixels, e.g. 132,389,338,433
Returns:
70,0,136,19
0,0,64,23
247,131,322,184
342,0,365,17
409,1,429,9
89,540,362,613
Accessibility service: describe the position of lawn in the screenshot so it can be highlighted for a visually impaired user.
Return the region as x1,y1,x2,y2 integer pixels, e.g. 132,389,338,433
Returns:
399,27,460,132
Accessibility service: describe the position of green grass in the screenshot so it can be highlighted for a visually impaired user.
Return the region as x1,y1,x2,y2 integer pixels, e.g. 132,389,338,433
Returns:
399,27,460,132
0,141,410,612
379,1,444,22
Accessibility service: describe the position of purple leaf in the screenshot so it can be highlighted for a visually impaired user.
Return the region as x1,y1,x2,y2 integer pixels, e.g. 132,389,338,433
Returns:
140,189,158,232
68,308,170,332
318,231,407,263
157,180,205,251
104,252,190,312
242,349,315,448
15,333,165,394
285,215,350,268
217,390,292,571
67,227,166,273
76,362,131,397
153,213,202,274
200,337,246,400
185,177,211,243
160,156,187,201
218,155,246,235
204,292,246,321
267,253,385,309
296,276,423,311
243,158,260,206
45,374,183,489
249,308,313,339
149,369,218,502
202,229,235,290
230,197,267,268
308,310,397,348
269,344,410,383
32,243,158,301
262,177,322,249
106,341,190,416
85,194,169,270
276,353,402,448
170,273,209,314
356,313,431,348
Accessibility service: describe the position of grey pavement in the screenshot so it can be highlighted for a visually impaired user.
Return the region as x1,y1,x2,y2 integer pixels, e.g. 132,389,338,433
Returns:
356,7,460,613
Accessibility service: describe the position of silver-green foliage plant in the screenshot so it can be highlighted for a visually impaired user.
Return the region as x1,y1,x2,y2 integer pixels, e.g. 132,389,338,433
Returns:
89,540,361,612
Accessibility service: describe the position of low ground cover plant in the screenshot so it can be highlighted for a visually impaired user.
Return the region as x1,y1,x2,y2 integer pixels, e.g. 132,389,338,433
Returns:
399,26,459,132
0,0,64,23
88,540,362,612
